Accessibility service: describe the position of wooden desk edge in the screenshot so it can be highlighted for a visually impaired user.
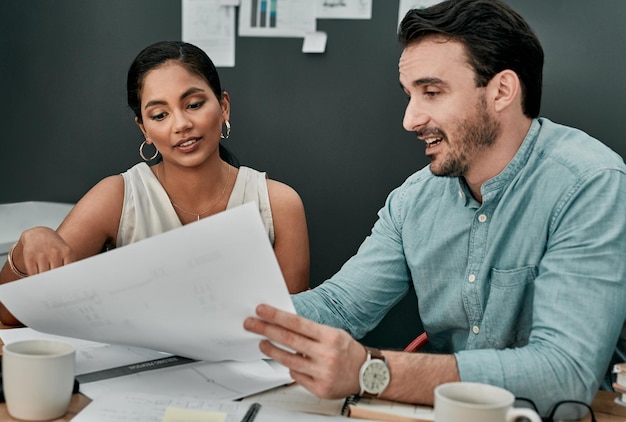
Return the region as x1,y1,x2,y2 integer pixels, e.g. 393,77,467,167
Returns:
593,390,626,418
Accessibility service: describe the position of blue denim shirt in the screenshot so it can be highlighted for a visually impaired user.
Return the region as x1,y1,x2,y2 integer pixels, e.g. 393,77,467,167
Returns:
293,118,626,414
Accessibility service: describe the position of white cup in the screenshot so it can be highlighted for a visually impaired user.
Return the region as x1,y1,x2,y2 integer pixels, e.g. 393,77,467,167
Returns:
2,339,76,421
434,382,541,422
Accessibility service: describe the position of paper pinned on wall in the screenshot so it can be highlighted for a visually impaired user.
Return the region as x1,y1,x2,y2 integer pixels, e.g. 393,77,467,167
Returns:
316,0,372,20
182,0,236,67
398,0,443,28
239,0,316,38
302,31,327,53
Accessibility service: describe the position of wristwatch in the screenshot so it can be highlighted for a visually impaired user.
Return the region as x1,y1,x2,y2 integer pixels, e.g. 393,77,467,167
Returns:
358,347,390,397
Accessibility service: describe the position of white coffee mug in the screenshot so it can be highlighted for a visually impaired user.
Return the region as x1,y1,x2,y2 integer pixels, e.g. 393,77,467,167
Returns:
2,339,76,421
434,382,541,422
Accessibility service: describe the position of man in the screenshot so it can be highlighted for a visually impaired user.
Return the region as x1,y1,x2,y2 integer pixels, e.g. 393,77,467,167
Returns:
244,0,626,416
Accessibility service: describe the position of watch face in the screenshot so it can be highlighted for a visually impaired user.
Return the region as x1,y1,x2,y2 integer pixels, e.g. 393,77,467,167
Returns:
362,359,390,394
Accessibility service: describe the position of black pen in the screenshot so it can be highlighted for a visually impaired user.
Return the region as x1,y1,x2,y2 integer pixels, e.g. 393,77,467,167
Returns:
241,402,262,422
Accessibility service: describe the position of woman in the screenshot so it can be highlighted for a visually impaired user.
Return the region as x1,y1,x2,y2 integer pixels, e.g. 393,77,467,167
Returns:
0,41,310,325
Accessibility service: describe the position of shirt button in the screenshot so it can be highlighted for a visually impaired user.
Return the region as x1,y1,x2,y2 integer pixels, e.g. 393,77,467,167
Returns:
458,190,464,198
472,326,480,334
468,274,476,283
478,214,488,223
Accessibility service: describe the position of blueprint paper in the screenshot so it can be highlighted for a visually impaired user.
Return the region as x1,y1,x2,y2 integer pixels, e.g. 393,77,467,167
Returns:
0,203,295,362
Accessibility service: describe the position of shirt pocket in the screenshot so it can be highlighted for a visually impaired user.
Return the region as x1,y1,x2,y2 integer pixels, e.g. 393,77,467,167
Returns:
482,265,537,349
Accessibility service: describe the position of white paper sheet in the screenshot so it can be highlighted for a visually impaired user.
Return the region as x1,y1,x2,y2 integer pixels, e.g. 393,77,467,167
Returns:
0,327,293,402
238,0,316,37
79,359,292,401
398,0,443,28
73,392,353,422
302,31,328,53
242,383,346,416
0,203,295,362
316,0,372,20
0,327,174,376
182,0,236,67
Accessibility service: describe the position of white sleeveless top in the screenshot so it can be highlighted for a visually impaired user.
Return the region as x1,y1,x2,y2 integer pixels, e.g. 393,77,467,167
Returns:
117,163,274,247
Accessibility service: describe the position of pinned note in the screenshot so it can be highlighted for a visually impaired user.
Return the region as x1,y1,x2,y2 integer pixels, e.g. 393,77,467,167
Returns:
302,31,327,53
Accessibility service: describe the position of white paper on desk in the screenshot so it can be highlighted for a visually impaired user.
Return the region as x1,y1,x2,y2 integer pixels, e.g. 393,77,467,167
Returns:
0,203,295,362
0,327,173,375
73,391,353,422
242,383,346,416
79,358,292,401
0,327,293,402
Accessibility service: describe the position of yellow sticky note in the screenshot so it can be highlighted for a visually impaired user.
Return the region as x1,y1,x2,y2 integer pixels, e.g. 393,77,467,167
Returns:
162,407,227,422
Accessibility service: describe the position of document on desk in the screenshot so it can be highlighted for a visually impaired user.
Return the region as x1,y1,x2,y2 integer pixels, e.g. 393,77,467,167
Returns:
0,203,295,362
0,327,294,401
0,327,175,376
79,359,292,401
73,391,354,422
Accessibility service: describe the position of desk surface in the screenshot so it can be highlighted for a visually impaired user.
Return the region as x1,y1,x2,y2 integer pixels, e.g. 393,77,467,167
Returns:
0,201,74,254
0,322,90,420
0,392,622,422
0,323,624,421
0,394,91,421
592,390,626,421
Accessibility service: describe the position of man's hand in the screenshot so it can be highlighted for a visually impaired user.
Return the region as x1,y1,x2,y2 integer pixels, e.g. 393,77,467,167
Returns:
244,304,367,399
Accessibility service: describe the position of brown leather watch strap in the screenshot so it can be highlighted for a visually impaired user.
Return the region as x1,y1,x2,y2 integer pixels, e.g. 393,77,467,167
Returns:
366,347,385,361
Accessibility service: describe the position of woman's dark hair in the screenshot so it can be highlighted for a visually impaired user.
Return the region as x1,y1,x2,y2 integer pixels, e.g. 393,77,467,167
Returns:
127,41,238,166
399,0,544,118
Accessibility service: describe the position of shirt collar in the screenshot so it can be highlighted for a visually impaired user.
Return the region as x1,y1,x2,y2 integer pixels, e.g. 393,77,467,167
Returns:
478,118,541,198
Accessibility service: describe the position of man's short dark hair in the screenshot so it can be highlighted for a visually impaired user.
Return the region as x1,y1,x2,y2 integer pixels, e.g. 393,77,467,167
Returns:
399,0,544,118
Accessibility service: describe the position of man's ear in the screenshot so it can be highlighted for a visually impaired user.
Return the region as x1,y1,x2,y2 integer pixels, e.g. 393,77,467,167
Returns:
490,70,521,113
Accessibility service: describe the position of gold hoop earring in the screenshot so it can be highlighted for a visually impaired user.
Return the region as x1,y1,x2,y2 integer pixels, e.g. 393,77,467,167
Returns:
220,120,231,139
139,140,159,161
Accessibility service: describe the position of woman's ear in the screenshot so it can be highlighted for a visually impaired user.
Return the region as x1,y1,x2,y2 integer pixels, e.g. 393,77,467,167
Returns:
221,91,231,121
135,117,148,139
490,69,521,113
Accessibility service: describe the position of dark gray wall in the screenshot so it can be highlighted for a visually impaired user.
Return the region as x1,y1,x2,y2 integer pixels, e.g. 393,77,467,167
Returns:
1,1,625,349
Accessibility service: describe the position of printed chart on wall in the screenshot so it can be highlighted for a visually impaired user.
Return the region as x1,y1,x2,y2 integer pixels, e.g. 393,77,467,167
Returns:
398,0,442,28
182,0,236,67
239,0,316,37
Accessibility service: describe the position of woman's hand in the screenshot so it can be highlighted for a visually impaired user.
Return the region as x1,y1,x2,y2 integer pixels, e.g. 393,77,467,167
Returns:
18,226,76,275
